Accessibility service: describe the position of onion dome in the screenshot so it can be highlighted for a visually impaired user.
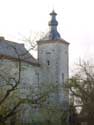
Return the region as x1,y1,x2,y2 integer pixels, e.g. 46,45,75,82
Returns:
43,10,61,40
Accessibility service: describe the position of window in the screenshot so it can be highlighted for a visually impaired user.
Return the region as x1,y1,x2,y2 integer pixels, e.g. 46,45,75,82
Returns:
46,52,51,66
62,73,64,84
47,60,50,65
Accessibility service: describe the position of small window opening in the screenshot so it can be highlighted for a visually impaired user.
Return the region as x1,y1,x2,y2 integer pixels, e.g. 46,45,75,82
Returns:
62,73,64,84
47,60,50,65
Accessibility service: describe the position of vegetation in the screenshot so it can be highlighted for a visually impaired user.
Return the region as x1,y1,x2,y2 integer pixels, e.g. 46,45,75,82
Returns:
0,49,65,125
66,61,94,125
0,55,22,124
0,58,68,125
0,33,69,125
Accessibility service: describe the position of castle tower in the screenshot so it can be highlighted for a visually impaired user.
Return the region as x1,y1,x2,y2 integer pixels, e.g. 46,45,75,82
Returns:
37,10,69,107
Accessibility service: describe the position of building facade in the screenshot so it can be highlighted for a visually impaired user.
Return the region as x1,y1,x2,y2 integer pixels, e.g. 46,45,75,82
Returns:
0,10,69,124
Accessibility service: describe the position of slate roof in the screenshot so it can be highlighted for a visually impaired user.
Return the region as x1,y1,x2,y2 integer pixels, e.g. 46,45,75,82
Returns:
0,37,39,65
42,10,61,40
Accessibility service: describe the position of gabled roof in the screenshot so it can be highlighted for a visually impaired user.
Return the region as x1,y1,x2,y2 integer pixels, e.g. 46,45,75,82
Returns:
0,37,39,66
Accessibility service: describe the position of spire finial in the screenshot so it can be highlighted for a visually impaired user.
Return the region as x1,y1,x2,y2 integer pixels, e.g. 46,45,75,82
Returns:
42,10,61,40
49,10,58,28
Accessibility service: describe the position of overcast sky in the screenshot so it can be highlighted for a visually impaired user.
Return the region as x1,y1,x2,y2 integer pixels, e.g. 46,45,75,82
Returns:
0,0,94,72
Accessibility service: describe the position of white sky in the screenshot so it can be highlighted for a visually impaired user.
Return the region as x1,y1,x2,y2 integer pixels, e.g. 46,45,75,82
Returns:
0,0,94,72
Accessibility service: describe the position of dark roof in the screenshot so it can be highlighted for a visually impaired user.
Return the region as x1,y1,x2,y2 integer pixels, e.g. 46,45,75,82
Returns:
0,37,39,65
42,10,61,40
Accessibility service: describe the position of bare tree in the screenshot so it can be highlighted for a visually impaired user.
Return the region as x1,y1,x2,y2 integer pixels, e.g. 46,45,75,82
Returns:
0,44,60,124
0,53,22,124
66,61,94,125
